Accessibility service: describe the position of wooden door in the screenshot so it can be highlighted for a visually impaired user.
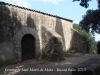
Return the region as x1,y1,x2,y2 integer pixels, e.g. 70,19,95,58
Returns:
21,34,35,61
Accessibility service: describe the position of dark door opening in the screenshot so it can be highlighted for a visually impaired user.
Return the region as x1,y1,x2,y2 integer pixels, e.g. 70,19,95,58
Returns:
21,34,35,61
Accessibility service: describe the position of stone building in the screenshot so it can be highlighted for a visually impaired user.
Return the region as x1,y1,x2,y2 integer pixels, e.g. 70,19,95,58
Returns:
0,2,87,66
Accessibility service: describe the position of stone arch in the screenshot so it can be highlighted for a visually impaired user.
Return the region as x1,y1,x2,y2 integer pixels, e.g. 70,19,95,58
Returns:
21,34,35,61
14,27,40,62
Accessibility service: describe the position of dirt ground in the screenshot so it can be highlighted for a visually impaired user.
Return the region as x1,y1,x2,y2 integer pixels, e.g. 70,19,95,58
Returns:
0,53,100,75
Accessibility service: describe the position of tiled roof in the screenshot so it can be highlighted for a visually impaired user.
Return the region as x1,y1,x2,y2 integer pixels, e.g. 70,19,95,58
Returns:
0,2,73,22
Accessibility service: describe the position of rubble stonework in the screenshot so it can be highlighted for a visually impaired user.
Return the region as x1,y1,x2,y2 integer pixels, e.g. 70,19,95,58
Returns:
70,29,87,52
0,2,87,66
41,25,63,60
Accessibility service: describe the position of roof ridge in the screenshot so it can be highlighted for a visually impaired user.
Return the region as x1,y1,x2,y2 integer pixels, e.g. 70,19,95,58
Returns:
0,1,73,22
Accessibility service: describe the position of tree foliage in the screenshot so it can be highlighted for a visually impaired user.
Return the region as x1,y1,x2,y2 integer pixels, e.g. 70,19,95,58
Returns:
73,0,100,35
73,0,100,8
97,41,100,54
73,23,97,53
98,0,100,6
73,0,91,8
79,9,100,35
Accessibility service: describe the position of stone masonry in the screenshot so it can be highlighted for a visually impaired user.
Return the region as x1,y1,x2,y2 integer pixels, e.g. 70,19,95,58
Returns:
0,2,87,66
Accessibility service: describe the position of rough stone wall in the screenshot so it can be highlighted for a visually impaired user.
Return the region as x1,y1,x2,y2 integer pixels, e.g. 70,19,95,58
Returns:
0,2,87,66
0,3,65,66
69,29,87,52
0,4,16,66
55,18,73,51
5,4,73,53
0,4,40,66
41,25,63,60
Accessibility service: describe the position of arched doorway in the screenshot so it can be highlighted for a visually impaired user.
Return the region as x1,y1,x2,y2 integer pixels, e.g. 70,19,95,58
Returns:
21,34,35,61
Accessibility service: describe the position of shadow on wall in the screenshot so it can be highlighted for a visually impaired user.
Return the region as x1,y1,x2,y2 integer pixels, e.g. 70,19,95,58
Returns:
27,15,36,30
0,4,38,67
55,18,65,49
0,4,22,67
69,29,88,53
0,5,37,43
0,5,22,43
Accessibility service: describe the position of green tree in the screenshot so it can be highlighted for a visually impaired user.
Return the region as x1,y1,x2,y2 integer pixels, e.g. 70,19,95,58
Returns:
73,23,97,53
97,41,100,54
73,0,100,8
80,9,100,35
76,0,100,35
73,0,91,8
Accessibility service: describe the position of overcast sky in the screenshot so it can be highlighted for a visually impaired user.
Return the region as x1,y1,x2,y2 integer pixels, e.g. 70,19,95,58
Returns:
0,0,100,41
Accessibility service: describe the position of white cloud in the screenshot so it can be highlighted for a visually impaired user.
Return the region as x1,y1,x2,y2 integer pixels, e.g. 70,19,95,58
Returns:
2,0,66,7
35,0,66,5
14,0,30,8
4,0,30,8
